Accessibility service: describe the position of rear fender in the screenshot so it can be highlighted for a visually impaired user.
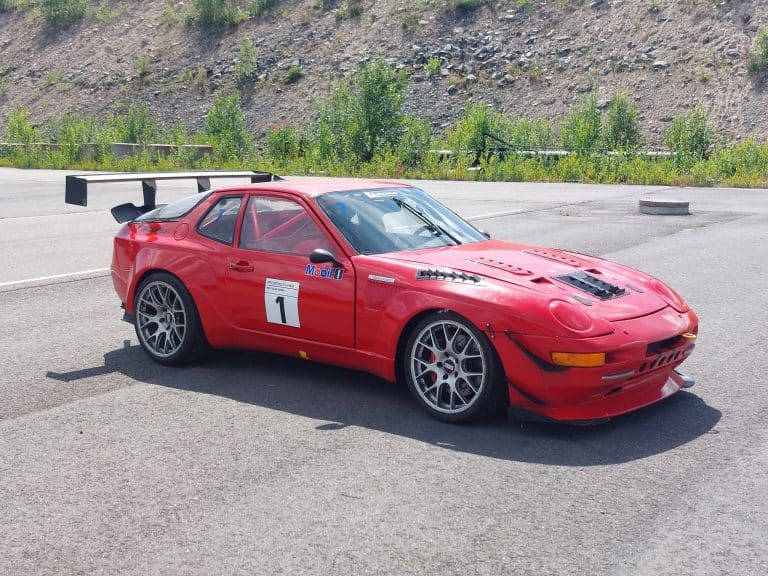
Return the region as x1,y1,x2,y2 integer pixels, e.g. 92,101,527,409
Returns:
126,247,234,347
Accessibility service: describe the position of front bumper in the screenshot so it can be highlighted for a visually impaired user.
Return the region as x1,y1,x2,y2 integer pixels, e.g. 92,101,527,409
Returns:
493,307,698,421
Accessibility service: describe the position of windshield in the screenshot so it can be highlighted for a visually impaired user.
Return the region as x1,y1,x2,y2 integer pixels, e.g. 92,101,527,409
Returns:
135,190,213,221
316,187,486,255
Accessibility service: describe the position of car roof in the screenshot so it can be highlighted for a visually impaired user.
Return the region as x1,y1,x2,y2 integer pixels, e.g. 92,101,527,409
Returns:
212,178,412,199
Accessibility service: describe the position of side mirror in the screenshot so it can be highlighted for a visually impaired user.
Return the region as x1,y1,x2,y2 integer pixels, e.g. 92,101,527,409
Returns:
309,248,343,267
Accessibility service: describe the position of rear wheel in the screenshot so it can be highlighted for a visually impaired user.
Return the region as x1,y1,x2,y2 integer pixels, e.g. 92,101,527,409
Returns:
134,272,207,366
403,311,507,423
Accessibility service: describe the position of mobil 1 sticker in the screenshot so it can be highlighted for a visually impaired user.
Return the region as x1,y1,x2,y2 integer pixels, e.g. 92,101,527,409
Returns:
265,278,300,327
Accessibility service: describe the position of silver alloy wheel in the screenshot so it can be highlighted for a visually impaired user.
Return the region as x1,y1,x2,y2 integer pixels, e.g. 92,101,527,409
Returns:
136,280,187,358
409,319,487,414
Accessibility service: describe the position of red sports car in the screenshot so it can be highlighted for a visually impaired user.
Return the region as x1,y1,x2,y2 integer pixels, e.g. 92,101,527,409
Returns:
69,172,698,423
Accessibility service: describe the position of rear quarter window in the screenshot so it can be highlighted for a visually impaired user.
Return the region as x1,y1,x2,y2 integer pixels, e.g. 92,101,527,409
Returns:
136,190,213,221
197,196,243,245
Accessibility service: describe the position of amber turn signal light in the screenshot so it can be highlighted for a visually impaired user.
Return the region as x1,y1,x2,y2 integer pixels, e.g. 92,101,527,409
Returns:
551,352,606,368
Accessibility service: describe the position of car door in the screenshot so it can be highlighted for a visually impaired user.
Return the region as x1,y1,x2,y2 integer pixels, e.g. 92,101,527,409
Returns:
222,193,355,349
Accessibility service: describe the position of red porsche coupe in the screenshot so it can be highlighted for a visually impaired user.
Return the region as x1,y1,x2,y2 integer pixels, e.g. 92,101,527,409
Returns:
68,172,698,423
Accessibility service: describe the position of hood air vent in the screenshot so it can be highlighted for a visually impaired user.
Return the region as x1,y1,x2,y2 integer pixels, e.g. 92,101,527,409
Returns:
417,268,481,284
554,271,626,300
468,257,533,276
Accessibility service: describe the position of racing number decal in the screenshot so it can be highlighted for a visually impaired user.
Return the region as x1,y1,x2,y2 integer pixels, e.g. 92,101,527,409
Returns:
265,278,300,327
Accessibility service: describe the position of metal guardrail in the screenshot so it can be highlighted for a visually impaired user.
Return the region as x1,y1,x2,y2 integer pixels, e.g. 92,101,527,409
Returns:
429,148,674,161
0,142,214,159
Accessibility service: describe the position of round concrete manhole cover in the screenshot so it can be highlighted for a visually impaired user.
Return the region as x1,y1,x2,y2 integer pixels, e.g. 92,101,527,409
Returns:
639,198,690,215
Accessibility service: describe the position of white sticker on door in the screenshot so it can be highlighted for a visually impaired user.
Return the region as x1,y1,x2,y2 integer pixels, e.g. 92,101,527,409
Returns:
265,278,300,327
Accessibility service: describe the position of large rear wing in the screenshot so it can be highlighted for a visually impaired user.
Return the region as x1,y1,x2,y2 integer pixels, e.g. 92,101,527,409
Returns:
65,170,279,223
65,170,277,207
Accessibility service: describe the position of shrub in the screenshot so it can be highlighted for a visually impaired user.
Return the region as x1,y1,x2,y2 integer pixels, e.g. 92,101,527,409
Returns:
191,0,244,27
448,0,484,11
346,0,362,17
603,92,642,151
265,124,304,160
285,66,304,84
312,59,408,165
6,108,40,144
48,113,101,163
114,104,162,144
446,103,553,159
505,117,554,150
135,57,151,79
425,56,441,77
747,29,768,75
204,92,252,160
249,0,280,16
561,93,602,153
235,38,257,84
40,0,87,27
665,105,714,162
395,116,433,167
446,103,496,157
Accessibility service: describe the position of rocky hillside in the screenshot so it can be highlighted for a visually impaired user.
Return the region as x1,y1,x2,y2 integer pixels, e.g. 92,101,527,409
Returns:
1,0,768,148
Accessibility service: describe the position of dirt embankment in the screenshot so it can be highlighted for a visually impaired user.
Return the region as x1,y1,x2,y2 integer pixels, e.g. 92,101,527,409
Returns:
1,0,767,147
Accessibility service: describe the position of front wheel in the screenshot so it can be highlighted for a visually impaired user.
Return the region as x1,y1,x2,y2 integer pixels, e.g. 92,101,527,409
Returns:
134,272,207,366
403,311,507,423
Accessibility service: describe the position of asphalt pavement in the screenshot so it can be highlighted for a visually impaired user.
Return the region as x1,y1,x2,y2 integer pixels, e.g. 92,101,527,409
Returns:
1,167,766,575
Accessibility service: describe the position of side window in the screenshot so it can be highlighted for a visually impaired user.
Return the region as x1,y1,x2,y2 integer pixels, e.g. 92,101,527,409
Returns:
197,196,243,245
240,196,333,255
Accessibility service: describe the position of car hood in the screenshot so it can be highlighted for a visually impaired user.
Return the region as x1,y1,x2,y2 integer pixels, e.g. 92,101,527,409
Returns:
384,240,675,322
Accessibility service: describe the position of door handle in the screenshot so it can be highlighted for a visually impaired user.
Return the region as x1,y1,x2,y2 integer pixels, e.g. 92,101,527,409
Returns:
228,260,254,273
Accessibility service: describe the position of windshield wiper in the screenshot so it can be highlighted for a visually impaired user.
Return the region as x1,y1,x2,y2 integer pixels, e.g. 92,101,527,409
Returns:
392,197,462,245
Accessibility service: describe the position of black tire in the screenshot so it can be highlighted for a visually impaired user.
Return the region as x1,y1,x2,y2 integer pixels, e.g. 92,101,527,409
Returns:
133,272,208,366
403,311,507,423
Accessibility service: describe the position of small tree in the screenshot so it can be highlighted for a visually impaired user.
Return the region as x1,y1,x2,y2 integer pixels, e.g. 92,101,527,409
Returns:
603,92,642,151
235,38,257,84
561,93,602,153
665,105,715,162
313,59,408,164
204,92,252,161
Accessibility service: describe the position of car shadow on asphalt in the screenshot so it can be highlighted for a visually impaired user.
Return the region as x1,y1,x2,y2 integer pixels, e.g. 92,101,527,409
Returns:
47,341,722,466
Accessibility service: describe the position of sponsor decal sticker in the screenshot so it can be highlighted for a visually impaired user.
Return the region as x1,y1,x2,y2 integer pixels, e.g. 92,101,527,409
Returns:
305,264,344,280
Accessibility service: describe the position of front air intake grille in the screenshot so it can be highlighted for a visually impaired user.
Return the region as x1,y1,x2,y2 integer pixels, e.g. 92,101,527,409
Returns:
554,271,626,300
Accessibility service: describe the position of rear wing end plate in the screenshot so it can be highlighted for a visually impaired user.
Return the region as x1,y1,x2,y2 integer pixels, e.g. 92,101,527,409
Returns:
65,170,278,208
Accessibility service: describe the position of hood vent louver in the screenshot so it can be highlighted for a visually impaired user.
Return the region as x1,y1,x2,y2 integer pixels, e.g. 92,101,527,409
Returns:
468,257,533,276
525,248,586,267
554,271,626,300
416,268,481,284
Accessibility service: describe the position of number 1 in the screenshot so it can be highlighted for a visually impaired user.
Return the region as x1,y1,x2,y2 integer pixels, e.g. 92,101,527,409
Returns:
275,296,287,324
